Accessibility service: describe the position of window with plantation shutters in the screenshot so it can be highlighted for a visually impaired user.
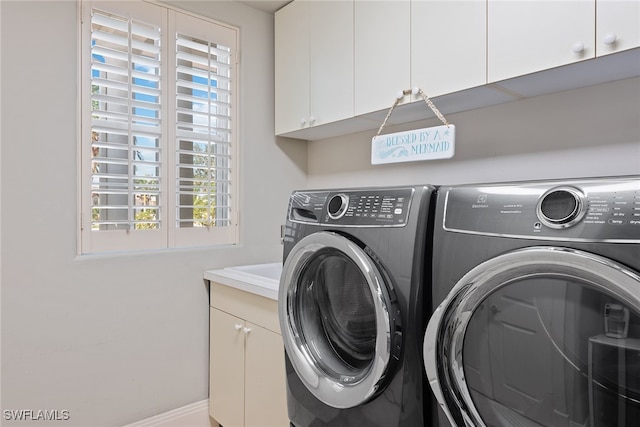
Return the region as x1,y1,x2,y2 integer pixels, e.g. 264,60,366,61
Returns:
80,1,239,254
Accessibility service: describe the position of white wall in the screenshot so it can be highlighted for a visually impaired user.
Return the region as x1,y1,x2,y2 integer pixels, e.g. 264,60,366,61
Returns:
0,1,305,425
308,77,640,188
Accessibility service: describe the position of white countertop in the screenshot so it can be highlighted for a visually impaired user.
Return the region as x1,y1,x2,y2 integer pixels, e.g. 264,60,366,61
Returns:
204,262,282,300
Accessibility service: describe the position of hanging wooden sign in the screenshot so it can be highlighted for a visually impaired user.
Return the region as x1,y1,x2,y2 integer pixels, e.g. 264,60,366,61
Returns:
371,88,455,165
371,124,455,165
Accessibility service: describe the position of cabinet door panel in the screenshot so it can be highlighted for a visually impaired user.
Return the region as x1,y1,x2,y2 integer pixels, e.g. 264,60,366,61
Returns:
355,0,410,115
310,1,354,126
210,308,245,427
275,1,309,134
488,1,595,83
412,0,486,96
244,323,288,427
597,0,640,56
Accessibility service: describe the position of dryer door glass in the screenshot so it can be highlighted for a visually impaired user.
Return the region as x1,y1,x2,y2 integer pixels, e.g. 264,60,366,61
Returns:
465,278,640,427
280,231,398,409
424,247,640,427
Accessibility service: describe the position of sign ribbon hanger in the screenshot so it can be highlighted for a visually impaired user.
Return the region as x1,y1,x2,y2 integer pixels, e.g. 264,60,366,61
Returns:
375,87,450,139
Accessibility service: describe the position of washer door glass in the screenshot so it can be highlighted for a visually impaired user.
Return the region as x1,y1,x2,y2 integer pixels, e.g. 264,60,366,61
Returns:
279,231,397,409
297,251,377,372
424,247,640,427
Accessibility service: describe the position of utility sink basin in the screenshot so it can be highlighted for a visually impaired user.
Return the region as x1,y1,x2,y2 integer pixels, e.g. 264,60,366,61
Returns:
204,262,282,300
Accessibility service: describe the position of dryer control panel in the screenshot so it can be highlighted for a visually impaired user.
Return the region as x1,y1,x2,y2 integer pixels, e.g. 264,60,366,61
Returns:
443,177,640,243
289,188,414,227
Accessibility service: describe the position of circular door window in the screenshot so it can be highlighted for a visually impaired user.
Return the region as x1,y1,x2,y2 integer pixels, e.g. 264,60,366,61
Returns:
279,231,399,409
424,246,640,427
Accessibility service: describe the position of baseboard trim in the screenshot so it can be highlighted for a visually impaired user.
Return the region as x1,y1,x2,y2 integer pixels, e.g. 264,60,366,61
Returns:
122,399,209,427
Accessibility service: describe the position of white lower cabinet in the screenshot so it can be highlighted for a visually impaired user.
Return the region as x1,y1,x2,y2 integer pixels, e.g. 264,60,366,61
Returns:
209,282,288,427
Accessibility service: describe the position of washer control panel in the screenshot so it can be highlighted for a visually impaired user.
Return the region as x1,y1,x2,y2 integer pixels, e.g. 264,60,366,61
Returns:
443,177,640,242
289,188,414,227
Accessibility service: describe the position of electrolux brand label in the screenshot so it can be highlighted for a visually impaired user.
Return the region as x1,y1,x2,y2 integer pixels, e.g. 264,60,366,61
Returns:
371,125,455,165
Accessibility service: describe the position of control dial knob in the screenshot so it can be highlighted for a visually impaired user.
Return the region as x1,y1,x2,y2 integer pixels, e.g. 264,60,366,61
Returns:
536,186,586,229
327,193,349,220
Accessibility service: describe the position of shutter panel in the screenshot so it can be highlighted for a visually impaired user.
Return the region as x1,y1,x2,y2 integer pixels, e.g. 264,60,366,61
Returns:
90,8,162,232
175,33,233,229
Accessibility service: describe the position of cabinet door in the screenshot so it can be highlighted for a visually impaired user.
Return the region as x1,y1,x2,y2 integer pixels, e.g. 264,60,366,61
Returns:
210,308,245,427
488,1,595,83
244,323,288,427
411,0,486,97
597,0,640,56
355,0,411,115
275,1,309,134
309,0,354,127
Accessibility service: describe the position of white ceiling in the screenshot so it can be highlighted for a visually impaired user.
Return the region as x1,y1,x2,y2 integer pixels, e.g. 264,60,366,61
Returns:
235,0,292,14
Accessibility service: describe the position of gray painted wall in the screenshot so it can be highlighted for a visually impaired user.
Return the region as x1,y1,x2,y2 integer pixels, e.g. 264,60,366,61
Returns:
308,77,640,188
0,1,305,425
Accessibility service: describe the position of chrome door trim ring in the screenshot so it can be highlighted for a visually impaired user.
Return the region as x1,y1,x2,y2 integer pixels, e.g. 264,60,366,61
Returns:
279,231,393,409
424,246,640,427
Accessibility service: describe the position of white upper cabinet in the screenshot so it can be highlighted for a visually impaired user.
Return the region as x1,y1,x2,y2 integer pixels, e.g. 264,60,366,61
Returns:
275,0,354,135
274,0,639,140
355,0,410,115
310,1,354,127
275,1,308,135
596,0,640,56
411,0,486,97
488,1,595,83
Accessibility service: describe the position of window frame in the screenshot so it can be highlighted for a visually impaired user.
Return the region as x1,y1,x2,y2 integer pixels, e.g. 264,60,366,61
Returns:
79,0,239,254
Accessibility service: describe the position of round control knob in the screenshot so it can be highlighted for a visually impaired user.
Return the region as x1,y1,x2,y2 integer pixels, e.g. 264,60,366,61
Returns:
536,187,586,229
327,194,349,220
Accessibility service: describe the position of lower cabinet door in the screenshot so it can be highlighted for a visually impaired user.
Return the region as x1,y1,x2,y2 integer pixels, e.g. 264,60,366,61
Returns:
244,322,288,427
210,308,245,427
